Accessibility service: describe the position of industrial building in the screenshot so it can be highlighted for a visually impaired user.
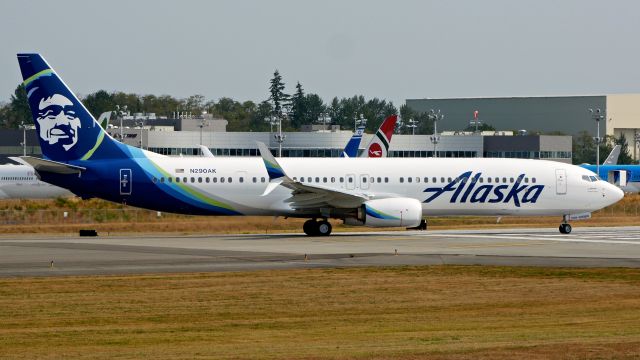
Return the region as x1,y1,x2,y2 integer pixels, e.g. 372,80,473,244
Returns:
406,94,640,160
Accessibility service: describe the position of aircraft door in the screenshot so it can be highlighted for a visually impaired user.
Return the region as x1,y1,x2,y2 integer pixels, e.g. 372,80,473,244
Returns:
346,174,355,190
555,169,567,195
360,174,370,190
120,169,132,195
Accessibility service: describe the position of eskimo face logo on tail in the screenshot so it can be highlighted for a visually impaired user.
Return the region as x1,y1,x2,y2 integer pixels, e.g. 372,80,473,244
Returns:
36,94,81,151
423,171,545,207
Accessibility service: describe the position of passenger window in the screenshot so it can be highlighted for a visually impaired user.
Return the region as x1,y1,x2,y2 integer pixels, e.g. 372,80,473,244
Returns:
502,177,507,183
183,177,187,183
495,177,499,183
168,177,173,183
315,177,320,183
407,177,412,183
331,177,335,183
323,177,327,183
510,177,514,183
424,177,428,183
363,177,368,183
198,177,202,183
487,177,492,183
348,177,353,183
532,177,536,183
176,177,180,183
300,177,304,182
433,177,437,183
384,177,389,183
152,177,157,183
239,177,244,183
340,177,344,183
448,177,452,182
378,177,382,183
479,177,483,183
213,177,217,183
370,177,374,183
191,177,195,183
261,177,266,183
400,177,404,183
228,177,232,183
524,177,529,183
206,177,210,183
307,177,312,182
160,177,165,183
416,177,420,183
253,177,257,183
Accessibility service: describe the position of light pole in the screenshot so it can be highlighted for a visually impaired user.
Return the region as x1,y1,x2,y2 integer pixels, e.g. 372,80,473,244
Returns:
589,108,604,176
198,112,209,146
354,114,366,131
318,112,331,130
634,130,640,163
19,121,26,156
115,105,128,140
407,118,419,136
274,114,286,157
136,120,145,149
429,109,443,157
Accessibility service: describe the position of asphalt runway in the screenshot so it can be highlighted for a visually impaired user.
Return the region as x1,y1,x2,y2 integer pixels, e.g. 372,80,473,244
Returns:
2,226,640,276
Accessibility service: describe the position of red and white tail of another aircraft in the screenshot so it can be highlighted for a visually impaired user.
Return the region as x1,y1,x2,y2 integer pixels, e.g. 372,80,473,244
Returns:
361,115,397,158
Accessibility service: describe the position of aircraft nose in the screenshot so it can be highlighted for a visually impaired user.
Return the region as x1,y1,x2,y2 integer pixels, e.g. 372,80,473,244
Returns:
603,182,624,205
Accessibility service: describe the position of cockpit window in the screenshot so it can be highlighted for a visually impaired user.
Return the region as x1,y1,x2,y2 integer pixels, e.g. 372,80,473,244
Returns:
589,176,598,182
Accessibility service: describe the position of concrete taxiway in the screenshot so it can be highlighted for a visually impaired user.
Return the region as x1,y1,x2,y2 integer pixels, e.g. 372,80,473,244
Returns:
1,226,640,276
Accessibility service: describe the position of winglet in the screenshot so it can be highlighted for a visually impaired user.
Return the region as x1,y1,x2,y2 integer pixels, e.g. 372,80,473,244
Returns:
198,145,215,158
257,142,286,180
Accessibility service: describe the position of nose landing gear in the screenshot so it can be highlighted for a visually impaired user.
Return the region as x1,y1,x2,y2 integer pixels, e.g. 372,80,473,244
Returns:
303,218,332,236
559,215,572,234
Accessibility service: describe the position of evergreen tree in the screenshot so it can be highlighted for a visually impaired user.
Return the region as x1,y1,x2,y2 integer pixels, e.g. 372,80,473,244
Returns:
269,70,289,118
4,84,31,128
289,82,306,128
615,133,635,164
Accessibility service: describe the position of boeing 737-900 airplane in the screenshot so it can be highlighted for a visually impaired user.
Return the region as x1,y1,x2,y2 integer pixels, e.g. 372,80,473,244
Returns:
16,54,623,235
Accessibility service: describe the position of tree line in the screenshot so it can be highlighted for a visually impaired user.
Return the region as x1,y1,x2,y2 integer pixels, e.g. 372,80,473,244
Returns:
0,70,426,134
0,70,636,164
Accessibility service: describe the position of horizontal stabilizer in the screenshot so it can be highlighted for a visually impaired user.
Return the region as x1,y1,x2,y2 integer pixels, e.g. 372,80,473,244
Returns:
16,156,85,175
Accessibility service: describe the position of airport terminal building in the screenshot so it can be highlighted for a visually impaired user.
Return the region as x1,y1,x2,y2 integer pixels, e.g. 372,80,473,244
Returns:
0,115,573,163
407,94,640,159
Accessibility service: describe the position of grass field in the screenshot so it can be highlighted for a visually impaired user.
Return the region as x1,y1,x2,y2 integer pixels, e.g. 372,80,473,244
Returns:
1,266,640,359
0,194,639,234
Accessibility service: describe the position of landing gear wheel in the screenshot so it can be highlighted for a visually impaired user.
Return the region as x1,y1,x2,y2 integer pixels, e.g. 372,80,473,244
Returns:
303,219,318,236
559,223,572,234
317,220,332,236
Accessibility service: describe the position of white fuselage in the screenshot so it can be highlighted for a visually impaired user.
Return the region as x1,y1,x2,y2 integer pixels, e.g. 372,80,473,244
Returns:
141,154,623,217
0,164,72,199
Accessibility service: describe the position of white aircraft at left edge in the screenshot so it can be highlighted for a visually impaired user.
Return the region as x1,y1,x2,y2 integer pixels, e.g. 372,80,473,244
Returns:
0,163,71,199
16,53,623,235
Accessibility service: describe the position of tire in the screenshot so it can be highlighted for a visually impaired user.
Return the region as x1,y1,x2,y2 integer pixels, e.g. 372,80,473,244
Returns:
559,223,572,234
303,220,317,236
317,220,332,236
564,223,572,234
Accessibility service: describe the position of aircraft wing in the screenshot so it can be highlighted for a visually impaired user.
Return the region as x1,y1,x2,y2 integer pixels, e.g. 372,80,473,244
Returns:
256,142,368,209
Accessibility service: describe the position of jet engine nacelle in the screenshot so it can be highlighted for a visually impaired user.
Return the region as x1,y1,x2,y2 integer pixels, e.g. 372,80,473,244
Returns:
346,198,423,227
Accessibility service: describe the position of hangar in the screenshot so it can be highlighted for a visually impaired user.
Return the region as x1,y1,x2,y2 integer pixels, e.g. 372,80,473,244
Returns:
406,94,640,160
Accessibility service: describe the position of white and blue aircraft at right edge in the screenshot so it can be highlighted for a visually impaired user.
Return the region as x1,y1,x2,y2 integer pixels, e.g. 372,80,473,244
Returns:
16,53,623,235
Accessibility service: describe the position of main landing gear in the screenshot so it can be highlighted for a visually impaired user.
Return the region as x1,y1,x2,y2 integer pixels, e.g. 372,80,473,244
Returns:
303,218,332,236
559,215,572,234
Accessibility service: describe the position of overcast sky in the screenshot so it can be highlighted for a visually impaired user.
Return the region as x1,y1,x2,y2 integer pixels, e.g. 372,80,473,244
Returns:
1,0,639,107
